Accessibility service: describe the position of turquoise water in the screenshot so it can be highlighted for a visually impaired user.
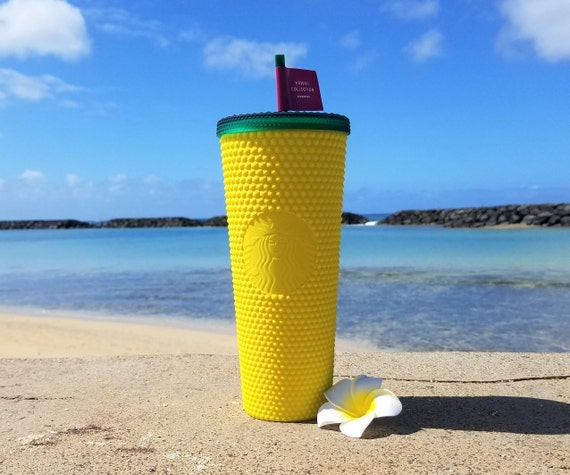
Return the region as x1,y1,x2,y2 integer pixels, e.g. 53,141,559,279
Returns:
1,225,569,351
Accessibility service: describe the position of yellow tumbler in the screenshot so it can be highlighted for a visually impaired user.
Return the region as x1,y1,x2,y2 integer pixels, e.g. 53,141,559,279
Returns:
217,112,350,421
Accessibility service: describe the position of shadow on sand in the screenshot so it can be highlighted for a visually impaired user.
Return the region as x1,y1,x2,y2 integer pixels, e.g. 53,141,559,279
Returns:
361,396,570,439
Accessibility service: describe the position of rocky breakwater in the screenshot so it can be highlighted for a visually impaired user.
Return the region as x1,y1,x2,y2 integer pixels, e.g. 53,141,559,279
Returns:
0,212,371,231
0,219,93,230
198,213,369,226
0,217,206,230
381,203,570,228
341,212,369,225
101,217,203,228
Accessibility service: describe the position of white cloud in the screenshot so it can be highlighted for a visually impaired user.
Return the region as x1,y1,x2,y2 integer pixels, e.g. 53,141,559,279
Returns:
0,0,90,60
109,173,127,182
178,25,204,43
17,170,47,198
0,68,81,104
108,173,128,193
87,7,170,47
203,37,308,78
0,172,228,219
407,29,443,61
64,173,96,197
497,0,570,62
65,173,81,188
141,174,164,196
143,174,162,186
340,30,361,50
349,52,378,72
19,169,45,182
381,0,439,20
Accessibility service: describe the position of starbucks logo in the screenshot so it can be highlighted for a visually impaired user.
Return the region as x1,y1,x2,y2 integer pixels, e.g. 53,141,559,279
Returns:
243,211,316,295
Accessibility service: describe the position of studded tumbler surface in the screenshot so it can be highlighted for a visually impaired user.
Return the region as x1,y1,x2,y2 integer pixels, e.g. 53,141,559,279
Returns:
218,112,350,421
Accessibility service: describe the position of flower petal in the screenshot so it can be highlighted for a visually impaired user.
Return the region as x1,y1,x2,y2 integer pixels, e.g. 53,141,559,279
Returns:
323,379,358,415
317,402,354,428
370,389,403,418
339,413,376,438
351,375,383,399
350,375,383,415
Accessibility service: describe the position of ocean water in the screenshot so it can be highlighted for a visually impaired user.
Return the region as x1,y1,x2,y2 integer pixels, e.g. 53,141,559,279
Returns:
0,224,569,352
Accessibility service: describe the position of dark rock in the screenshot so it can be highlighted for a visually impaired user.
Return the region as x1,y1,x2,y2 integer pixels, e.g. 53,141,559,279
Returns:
101,217,203,228
548,215,561,226
557,204,570,216
380,203,570,228
533,212,553,225
521,214,537,225
341,212,369,225
5,205,569,231
0,219,94,230
1,211,375,231
203,215,228,227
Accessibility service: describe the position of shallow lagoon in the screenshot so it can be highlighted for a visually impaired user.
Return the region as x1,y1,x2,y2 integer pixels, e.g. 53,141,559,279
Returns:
1,225,569,351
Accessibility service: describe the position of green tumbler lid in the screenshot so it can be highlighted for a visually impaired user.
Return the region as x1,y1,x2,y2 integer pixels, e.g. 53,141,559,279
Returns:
216,112,350,138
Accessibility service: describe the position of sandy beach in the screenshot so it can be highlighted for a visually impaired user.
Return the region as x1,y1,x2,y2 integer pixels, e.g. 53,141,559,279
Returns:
0,311,239,358
1,310,568,474
0,311,371,358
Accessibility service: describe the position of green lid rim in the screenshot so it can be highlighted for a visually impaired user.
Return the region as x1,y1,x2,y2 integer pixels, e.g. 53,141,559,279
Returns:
216,112,350,138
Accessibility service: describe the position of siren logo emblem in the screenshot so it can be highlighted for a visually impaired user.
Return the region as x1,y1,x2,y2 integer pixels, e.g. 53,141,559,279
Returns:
243,211,316,295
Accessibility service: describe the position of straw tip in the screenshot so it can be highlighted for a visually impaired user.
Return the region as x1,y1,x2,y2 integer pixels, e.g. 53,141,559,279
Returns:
275,54,285,67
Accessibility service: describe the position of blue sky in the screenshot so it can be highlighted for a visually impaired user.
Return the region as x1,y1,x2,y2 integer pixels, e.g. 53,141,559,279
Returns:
1,0,569,220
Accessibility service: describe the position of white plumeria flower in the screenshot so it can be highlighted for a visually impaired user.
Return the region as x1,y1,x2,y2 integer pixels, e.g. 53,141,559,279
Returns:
317,375,402,438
